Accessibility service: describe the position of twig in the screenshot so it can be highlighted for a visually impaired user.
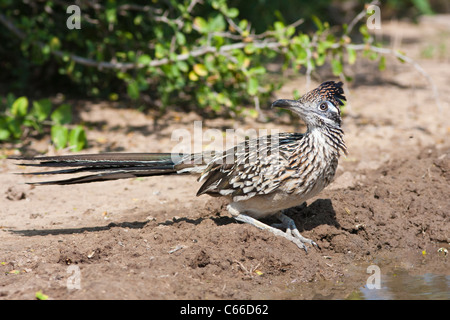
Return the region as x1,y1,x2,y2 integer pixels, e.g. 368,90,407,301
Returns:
341,1,441,111
234,260,261,278
168,245,185,254
225,16,244,35
187,0,202,13
0,12,284,72
0,6,441,112
0,12,284,71
253,17,305,40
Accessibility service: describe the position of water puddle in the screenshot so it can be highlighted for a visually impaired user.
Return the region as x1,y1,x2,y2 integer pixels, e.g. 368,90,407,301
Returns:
350,270,450,300
271,266,449,300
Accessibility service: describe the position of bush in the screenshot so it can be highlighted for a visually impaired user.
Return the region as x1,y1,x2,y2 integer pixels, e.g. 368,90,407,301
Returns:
1,0,421,150
1,1,385,108
0,94,86,151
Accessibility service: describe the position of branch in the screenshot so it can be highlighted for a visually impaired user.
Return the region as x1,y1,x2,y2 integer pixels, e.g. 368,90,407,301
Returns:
1,8,441,112
253,18,304,40
0,12,283,72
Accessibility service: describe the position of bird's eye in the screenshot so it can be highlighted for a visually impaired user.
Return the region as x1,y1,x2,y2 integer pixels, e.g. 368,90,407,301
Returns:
319,102,329,111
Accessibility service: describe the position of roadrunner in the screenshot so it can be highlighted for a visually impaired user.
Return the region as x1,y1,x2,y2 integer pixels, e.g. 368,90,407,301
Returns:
11,81,347,251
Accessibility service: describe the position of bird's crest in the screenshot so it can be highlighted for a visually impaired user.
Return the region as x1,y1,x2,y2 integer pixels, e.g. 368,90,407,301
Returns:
300,81,346,112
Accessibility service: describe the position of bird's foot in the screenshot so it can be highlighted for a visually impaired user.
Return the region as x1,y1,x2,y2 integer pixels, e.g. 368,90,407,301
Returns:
234,213,317,252
272,212,318,251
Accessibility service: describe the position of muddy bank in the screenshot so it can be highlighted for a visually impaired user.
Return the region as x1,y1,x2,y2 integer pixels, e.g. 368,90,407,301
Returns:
1,142,448,299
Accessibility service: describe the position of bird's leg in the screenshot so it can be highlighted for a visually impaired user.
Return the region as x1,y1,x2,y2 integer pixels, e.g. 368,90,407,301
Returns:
233,212,311,251
227,204,317,251
274,211,318,249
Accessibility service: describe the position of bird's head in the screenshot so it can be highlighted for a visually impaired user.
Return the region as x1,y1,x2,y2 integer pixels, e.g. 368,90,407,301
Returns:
272,81,346,130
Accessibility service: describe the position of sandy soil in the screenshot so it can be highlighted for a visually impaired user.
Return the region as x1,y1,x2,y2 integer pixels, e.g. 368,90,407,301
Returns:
0,18,449,300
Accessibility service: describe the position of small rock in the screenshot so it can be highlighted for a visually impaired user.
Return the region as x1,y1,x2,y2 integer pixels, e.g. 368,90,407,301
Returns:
5,186,26,201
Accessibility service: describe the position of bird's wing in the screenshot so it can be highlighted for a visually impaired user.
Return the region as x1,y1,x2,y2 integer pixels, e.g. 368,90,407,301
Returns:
196,133,304,201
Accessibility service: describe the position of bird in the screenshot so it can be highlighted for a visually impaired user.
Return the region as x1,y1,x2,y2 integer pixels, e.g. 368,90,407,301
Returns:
10,81,347,251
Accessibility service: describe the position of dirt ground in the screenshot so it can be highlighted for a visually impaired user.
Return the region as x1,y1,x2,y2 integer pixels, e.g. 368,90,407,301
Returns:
1,18,449,300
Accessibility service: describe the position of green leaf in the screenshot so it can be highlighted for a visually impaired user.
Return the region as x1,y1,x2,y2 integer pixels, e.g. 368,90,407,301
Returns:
274,21,285,32
244,44,255,55
134,15,143,25
176,61,189,73
211,0,223,10
292,43,307,63
32,99,52,121
188,71,199,81
51,125,68,150
127,51,136,61
286,26,295,37
226,8,239,18
248,66,266,75
11,97,28,117
247,77,258,96
154,43,165,59
193,17,208,33
0,117,10,140
7,118,22,139
238,19,248,30
311,15,323,32
210,14,225,32
137,54,151,65
317,40,333,54
331,58,343,76
49,37,61,51
315,53,326,66
193,64,208,77
105,8,117,24
175,32,186,46
35,291,49,301
127,81,140,100
412,0,434,15
347,47,356,65
62,53,70,62
68,126,87,151
109,93,119,101
396,50,406,63
51,104,72,125
359,25,370,41
0,129,10,140
378,56,386,71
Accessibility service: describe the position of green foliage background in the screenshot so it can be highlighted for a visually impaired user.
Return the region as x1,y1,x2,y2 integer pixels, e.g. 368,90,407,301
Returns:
0,0,441,150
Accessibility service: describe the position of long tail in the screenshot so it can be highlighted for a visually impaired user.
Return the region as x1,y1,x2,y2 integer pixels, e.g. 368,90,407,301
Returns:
9,153,199,185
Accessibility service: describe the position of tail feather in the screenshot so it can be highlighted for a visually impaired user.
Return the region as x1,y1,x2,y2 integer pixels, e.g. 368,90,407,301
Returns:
17,165,179,176
9,153,174,167
28,169,180,185
10,153,188,185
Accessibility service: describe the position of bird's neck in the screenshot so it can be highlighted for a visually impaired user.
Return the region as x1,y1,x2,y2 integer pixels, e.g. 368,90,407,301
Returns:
306,125,347,157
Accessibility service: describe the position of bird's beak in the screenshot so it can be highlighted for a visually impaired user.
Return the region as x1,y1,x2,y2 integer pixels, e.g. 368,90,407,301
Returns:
271,99,303,111
272,99,311,122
